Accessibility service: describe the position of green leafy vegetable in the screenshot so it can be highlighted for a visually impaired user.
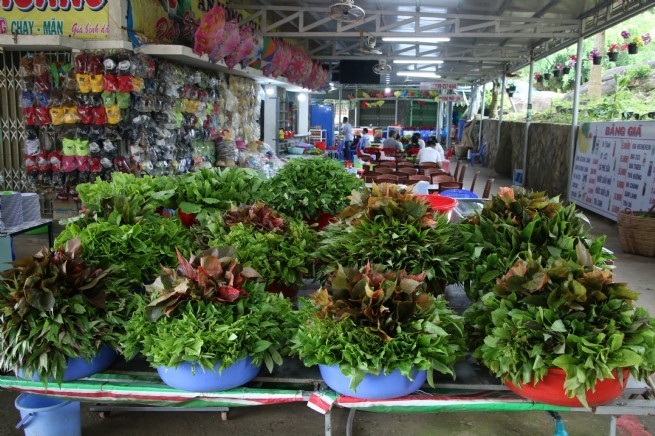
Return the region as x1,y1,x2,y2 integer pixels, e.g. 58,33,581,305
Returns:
176,168,266,218
55,215,192,285
316,184,462,291
469,245,655,407
121,248,296,373
0,239,133,383
456,186,613,301
291,264,466,389
261,157,364,220
196,203,318,288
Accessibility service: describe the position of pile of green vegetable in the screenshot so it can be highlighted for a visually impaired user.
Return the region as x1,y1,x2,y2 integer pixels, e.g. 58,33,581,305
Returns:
0,239,135,383
291,264,466,389
261,157,363,220
77,173,177,215
194,202,317,289
55,216,191,285
122,247,296,372
177,167,266,217
316,183,462,291
469,244,655,406
456,187,612,301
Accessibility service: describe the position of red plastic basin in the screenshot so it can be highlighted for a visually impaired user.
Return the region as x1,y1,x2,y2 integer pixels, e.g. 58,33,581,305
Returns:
417,194,458,220
505,368,629,407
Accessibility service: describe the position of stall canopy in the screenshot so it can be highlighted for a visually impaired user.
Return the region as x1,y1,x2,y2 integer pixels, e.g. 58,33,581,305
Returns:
233,0,652,84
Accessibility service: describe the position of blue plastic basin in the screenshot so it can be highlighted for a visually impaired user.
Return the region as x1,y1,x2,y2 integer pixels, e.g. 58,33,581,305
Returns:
157,357,261,392
319,364,427,399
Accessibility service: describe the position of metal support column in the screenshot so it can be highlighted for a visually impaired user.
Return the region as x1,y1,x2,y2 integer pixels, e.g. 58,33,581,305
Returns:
337,86,343,145
410,101,413,127
522,53,535,185
567,27,585,202
496,73,506,161
479,81,486,147
354,85,358,126
394,99,398,124
446,100,454,150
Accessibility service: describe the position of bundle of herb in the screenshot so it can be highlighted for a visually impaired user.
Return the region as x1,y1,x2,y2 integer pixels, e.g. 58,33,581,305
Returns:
316,184,462,291
122,247,296,372
77,173,177,215
0,239,132,383
260,157,363,220
470,244,655,406
456,187,612,301
55,215,192,285
176,167,266,217
291,264,465,389
196,203,317,289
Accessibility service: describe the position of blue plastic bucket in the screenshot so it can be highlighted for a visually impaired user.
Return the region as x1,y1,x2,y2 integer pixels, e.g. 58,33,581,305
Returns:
15,394,81,436
157,357,261,392
319,364,427,399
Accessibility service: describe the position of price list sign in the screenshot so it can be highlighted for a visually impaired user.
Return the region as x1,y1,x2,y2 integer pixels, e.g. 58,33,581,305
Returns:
571,122,655,221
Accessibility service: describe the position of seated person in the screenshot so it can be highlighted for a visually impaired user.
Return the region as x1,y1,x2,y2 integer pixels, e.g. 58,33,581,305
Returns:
351,134,362,156
382,133,404,152
416,140,445,166
360,128,373,148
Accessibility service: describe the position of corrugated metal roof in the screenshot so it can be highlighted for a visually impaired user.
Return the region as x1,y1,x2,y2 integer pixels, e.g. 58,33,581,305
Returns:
235,0,654,84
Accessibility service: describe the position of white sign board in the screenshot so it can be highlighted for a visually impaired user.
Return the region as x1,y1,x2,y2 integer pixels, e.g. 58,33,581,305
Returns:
570,121,655,221
438,95,462,102
420,82,457,90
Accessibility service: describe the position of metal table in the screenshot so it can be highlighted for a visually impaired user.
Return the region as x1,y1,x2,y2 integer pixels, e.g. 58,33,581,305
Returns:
0,218,54,247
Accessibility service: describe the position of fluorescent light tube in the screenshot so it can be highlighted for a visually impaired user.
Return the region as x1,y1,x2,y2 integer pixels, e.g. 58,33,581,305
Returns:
382,37,450,43
393,60,443,64
396,72,442,78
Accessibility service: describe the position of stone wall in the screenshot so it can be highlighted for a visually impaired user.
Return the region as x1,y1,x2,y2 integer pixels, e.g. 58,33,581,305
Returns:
464,120,573,197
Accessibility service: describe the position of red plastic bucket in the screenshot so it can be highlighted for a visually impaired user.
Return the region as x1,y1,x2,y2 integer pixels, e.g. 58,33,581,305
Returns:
418,194,458,220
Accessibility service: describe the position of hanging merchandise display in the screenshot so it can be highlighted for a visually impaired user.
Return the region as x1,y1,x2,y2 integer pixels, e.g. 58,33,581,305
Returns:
18,50,263,198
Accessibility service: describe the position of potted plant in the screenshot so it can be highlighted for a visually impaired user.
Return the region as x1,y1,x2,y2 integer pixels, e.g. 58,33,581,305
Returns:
194,202,318,299
121,247,295,392
588,48,602,65
316,183,464,293
607,43,620,61
563,55,576,74
260,157,364,229
471,246,655,407
456,187,612,303
0,238,131,383
291,263,465,399
552,64,563,78
543,71,551,80
506,83,516,97
534,73,543,84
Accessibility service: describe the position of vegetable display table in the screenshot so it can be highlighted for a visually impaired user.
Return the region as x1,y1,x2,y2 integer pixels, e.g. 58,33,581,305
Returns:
316,362,654,436
1,358,653,435
0,219,54,270
0,357,313,421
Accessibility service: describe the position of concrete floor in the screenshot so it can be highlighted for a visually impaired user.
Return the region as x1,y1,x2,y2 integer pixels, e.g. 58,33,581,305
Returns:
1,160,654,436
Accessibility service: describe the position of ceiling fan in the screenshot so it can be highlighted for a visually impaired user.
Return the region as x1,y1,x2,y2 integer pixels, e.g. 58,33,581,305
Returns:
357,33,382,55
372,59,392,75
328,0,365,23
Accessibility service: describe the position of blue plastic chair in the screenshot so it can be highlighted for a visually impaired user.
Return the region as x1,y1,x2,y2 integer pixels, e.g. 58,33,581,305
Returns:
470,143,487,167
